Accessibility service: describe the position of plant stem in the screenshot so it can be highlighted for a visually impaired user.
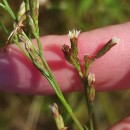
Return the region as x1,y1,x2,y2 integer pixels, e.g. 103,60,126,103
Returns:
73,62,94,130
89,103,94,130
30,10,84,127
82,80,94,130
30,13,83,126
77,59,94,130
78,68,94,130
24,0,30,11
48,78,84,130
37,38,84,130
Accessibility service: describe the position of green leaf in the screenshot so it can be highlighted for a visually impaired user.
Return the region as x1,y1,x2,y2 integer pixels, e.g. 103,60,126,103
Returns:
0,22,8,34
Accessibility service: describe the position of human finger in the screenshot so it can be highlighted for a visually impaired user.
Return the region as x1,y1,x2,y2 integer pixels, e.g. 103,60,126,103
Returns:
0,22,130,94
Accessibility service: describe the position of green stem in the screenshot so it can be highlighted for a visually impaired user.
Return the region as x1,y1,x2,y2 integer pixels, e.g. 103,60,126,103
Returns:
77,67,94,130
40,59,84,130
22,2,84,129
82,57,96,130
89,103,94,130
72,60,94,130
82,80,94,130
48,78,84,130
36,37,84,130
89,118,94,130
60,97,84,130
35,36,44,58
24,0,30,11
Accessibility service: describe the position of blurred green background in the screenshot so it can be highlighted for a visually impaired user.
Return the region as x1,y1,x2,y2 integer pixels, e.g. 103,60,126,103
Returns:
0,0,130,130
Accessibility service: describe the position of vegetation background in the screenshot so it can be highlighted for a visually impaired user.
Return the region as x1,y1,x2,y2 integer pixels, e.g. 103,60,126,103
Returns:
0,0,130,130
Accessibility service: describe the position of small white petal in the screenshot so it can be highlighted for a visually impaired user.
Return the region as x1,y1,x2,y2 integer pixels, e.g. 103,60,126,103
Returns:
112,37,120,44
68,29,80,39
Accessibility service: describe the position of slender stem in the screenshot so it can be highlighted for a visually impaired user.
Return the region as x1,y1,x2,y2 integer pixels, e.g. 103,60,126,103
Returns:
21,1,84,129
81,79,94,130
77,66,94,130
24,0,30,11
41,62,84,130
71,56,94,130
48,78,84,130
37,39,84,130
70,67,94,130
60,98,84,130
89,118,94,130
35,36,44,58
76,70,91,129
21,30,84,129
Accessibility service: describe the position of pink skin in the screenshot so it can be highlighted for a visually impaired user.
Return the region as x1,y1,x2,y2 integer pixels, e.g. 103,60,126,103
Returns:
0,22,130,129
108,116,130,130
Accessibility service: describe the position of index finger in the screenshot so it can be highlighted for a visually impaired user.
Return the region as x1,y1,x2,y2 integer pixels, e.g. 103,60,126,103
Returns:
0,22,130,94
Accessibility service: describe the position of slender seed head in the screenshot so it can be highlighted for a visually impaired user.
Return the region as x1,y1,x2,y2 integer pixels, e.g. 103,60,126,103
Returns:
94,37,120,59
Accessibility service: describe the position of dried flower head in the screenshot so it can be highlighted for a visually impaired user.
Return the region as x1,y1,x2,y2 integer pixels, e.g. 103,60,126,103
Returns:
49,103,59,118
88,73,95,86
62,44,72,63
88,73,95,102
6,11,30,44
49,103,66,130
68,29,80,39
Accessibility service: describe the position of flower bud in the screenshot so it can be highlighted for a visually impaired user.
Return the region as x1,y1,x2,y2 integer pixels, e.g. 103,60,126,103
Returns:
49,103,66,130
25,42,45,71
84,54,92,77
88,73,95,102
94,37,120,59
84,54,91,65
62,44,72,63
88,73,95,87
68,29,80,39
68,29,80,57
